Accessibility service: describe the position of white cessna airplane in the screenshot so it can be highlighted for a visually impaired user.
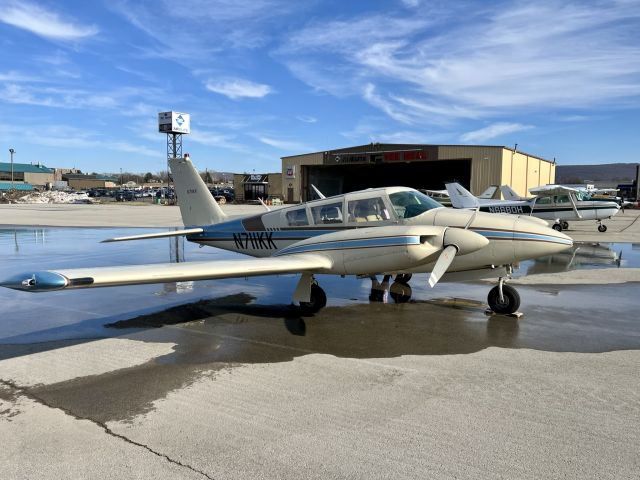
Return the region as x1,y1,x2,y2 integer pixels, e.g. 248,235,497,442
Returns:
446,182,619,232
1,157,573,315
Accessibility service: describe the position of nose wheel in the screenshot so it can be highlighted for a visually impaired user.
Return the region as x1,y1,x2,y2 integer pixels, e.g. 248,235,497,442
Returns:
597,222,607,232
487,271,521,315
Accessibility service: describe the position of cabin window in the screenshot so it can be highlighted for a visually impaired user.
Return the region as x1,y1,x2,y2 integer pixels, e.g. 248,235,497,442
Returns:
536,196,552,205
285,208,309,226
389,190,442,218
555,195,571,204
347,197,390,223
310,202,344,224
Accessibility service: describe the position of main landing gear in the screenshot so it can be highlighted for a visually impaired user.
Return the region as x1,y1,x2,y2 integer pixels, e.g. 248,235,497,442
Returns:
552,221,570,231
487,268,521,315
597,220,607,232
299,282,327,315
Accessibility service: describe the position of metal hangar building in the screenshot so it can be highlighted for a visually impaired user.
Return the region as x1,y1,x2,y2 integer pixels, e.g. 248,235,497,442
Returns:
280,144,556,203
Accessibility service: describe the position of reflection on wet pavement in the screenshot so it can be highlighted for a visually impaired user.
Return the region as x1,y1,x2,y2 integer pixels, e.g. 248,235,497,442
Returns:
516,241,640,276
2,228,640,423
2,228,640,359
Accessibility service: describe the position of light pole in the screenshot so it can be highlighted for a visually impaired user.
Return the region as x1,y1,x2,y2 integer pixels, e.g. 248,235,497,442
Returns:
9,148,15,191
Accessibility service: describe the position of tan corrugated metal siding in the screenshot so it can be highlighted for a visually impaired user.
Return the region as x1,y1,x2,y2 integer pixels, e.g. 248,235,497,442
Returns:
500,149,555,197
438,146,503,194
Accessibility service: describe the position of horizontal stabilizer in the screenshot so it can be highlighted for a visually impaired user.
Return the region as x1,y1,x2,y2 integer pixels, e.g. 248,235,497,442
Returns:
101,228,204,243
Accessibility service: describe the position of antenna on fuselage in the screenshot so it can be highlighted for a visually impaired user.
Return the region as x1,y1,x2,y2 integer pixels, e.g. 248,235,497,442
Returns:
311,184,326,199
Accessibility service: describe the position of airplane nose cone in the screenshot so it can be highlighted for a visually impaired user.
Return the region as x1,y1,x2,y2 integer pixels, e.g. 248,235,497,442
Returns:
513,217,573,261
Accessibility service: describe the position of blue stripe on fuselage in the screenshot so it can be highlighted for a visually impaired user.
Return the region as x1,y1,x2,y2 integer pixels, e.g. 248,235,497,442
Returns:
274,235,420,256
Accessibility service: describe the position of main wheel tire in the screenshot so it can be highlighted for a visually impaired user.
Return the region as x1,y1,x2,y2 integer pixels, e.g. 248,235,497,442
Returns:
552,223,563,232
395,273,412,284
299,284,327,315
598,224,607,232
487,284,521,315
561,221,569,230
390,282,412,303
217,197,226,204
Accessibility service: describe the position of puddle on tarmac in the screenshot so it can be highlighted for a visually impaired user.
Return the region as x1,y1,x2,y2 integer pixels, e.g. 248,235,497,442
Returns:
515,242,640,277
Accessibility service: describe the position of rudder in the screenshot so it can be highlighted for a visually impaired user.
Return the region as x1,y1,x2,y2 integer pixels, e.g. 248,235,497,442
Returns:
169,156,227,226
444,182,480,209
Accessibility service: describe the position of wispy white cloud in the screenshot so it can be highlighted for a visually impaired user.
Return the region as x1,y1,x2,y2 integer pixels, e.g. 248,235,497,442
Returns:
280,1,640,125
258,136,310,151
341,118,453,144
362,83,412,124
0,1,98,41
0,83,164,112
0,123,158,157
297,115,317,123
111,0,300,63
460,123,533,143
0,71,40,82
205,78,272,100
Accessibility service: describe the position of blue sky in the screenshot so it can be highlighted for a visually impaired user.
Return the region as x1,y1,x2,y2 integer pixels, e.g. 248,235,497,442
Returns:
0,0,639,174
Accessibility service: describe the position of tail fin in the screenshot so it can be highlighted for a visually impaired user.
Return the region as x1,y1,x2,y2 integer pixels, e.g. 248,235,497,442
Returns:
478,185,498,199
500,185,524,201
445,182,479,209
169,156,227,226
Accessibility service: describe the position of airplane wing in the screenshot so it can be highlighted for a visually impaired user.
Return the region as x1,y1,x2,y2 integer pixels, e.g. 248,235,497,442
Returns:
529,184,580,196
1,254,333,292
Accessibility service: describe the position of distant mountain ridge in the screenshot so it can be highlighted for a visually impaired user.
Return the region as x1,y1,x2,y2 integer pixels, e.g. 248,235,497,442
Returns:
556,163,638,186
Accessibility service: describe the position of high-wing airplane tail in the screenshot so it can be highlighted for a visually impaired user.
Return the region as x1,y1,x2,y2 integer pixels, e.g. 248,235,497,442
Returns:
169,156,227,227
444,182,480,209
478,185,498,199
500,185,525,201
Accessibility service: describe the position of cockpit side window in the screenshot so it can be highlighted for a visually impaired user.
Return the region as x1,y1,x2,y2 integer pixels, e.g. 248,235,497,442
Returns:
285,208,309,226
347,197,391,223
310,201,344,224
555,195,571,204
389,190,442,218
536,196,552,205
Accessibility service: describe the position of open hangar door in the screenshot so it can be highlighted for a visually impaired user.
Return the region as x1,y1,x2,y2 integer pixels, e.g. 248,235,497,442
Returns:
304,159,471,200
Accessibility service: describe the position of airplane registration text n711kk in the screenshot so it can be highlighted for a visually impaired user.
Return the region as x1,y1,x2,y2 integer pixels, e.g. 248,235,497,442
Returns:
233,232,278,250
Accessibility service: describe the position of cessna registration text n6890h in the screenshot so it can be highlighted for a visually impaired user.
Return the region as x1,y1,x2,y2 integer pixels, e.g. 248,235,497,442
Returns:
2,157,573,315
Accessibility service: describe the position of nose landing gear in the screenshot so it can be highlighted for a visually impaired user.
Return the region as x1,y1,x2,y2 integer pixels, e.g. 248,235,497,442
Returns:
487,267,521,315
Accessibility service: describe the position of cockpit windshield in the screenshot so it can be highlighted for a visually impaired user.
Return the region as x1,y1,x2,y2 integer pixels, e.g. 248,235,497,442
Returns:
389,190,443,218
575,191,591,201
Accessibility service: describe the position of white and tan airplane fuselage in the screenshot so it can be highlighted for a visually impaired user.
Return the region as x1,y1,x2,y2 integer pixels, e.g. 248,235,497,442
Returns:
187,190,572,278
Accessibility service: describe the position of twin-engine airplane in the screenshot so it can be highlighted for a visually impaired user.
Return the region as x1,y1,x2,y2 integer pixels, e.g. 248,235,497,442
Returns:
1,157,573,315
446,182,619,232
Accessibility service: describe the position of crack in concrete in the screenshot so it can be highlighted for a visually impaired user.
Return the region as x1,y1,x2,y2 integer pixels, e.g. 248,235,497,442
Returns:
0,379,215,480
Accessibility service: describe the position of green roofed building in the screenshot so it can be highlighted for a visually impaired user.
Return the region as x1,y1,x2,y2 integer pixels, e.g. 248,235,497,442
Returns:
0,162,55,187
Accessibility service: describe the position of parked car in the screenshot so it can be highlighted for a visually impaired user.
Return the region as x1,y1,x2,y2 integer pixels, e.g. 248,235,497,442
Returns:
115,190,135,201
209,187,235,204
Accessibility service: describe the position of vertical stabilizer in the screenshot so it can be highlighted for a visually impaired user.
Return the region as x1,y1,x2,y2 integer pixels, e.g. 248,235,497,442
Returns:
500,185,525,201
169,156,227,226
445,182,480,209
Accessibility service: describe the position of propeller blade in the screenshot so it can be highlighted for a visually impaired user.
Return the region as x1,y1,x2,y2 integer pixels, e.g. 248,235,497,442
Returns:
428,245,458,288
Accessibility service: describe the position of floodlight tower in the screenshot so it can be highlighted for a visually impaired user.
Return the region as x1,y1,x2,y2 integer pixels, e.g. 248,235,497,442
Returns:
158,111,190,191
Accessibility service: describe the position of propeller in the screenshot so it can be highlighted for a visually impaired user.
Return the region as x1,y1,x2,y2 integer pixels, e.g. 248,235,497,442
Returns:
428,245,458,287
427,227,489,288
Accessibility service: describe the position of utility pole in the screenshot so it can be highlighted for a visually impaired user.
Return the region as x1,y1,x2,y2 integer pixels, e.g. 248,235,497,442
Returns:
9,148,15,191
